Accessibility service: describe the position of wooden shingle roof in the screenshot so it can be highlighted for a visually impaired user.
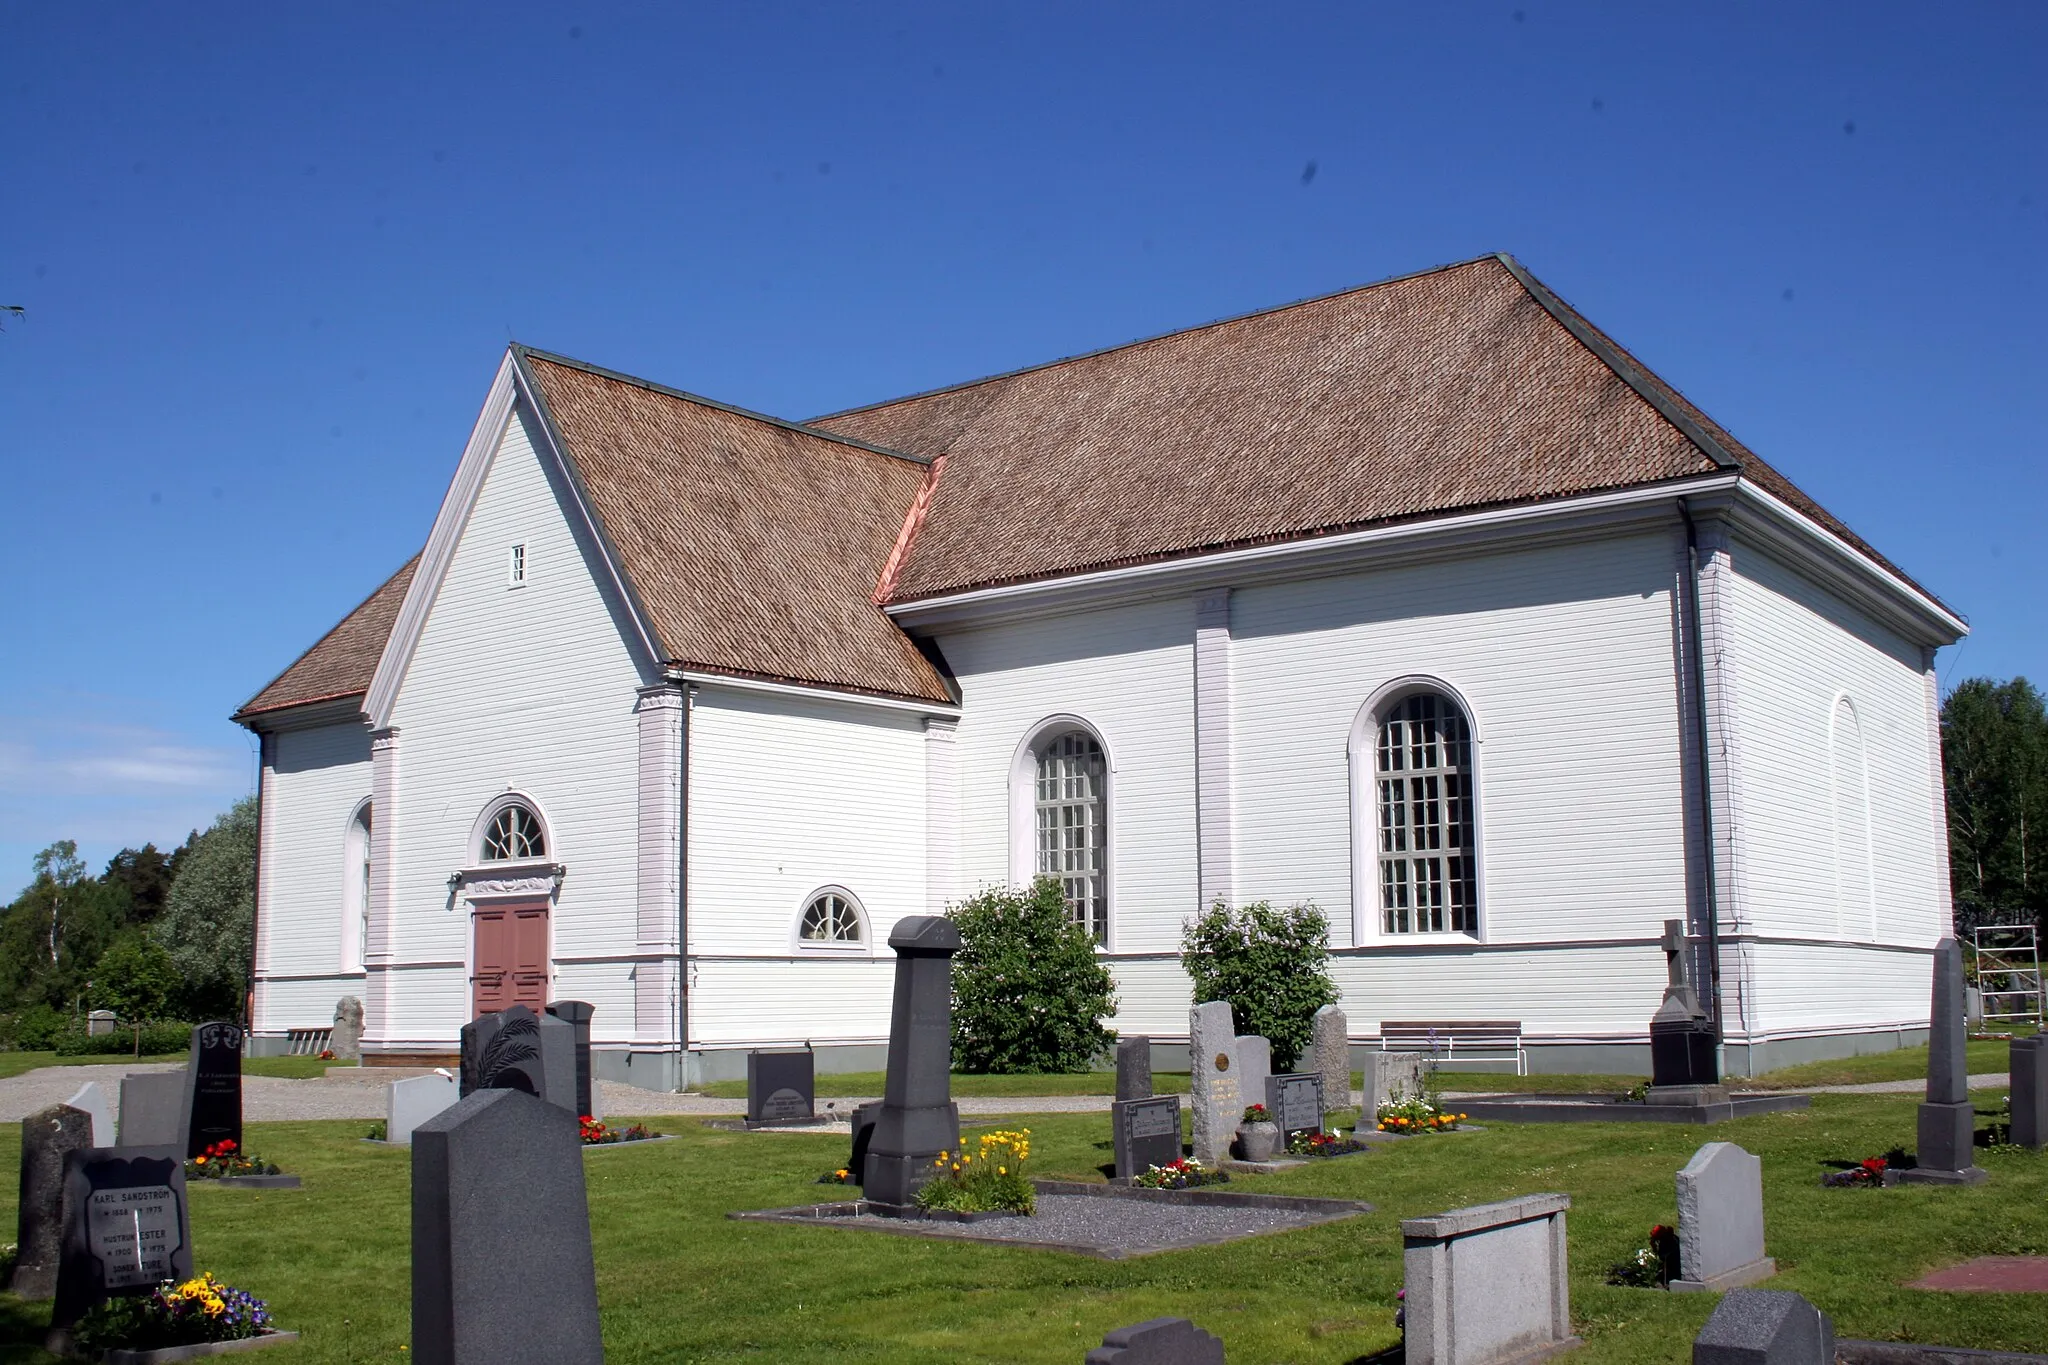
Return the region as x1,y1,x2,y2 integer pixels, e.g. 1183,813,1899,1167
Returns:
235,555,419,719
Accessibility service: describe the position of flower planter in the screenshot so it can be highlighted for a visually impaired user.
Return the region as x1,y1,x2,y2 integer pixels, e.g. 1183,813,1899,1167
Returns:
98,1329,300,1363
1236,1121,1281,1163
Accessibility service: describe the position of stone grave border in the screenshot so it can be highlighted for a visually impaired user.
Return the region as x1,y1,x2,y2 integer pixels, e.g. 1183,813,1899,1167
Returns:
730,1179,1374,1260
190,1174,303,1190
1453,1092,1809,1124
578,1134,677,1154
101,1329,303,1363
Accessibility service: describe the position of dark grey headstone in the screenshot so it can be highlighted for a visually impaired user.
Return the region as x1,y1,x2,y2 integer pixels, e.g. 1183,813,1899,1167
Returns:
411,1088,602,1365
458,1010,504,1097
9,1104,94,1299
2012,1035,2048,1151
864,916,963,1207
1692,1288,1833,1364
1266,1073,1324,1138
1652,920,1719,1088
545,1001,597,1119
1897,939,1988,1184
1115,1036,1153,1102
848,1100,883,1185
117,1073,187,1148
1113,1096,1183,1179
463,1005,550,1100
535,1011,578,1113
747,1049,816,1125
51,1147,192,1329
1084,1316,1226,1365
183,1021,244,1159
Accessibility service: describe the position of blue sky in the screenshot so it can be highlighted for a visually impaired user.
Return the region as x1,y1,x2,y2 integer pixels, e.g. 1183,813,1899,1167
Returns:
2,4,2042,897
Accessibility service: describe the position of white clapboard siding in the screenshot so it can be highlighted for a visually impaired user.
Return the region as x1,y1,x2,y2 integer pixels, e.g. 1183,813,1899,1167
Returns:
386,400,649,1046
938,596,1199,954
1230,531,1691,947
1723,538,1945,951
686,688,928,958
688,957,900,1048
255,721,372,1034
1740,939,1934,1035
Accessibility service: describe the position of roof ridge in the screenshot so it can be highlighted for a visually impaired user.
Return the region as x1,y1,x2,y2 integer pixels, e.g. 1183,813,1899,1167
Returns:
808,253,1507,425
512,344,933,467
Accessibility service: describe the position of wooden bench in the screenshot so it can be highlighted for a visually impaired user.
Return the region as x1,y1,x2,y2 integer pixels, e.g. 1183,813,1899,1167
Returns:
284,1027,334,1056
1378,1020,1526,1075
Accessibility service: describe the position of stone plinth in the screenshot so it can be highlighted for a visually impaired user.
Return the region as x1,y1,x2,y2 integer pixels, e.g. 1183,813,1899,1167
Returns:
1895,938,1987,1185
1401,1193,1579,1365
863,916,963,1207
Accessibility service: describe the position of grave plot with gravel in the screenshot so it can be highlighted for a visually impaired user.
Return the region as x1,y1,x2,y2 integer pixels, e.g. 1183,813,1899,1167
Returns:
729,1179,1373,1259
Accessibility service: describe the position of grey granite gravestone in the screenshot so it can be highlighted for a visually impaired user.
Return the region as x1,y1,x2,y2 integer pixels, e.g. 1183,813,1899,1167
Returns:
387,1072,459,1146
1312,1005,1350,1111
535,1010,579,1113
411,1088,602,1365
1364,1051,1429,1117
117,1073,186,1148
457,1009,503,1097
1084,1317,1226,1364
50,1147,192,1330
1402,1193,1577,1365
1691,1289,1833,1365
461,1005,564,1106
1235,1037,1272,1123
1189,1001,1240,1167
545,1001,599,1120
2010,1035,2047,1151
847,1100,883,1185
1116,1035,1153,1102
1266,1074,1324,1140
1895,938,1988,1185
65,1082,112,1148
1670,1142,1775,1292
1649,919,1722,1102
331,996,364,1062
183,1021,244,1158
9,1104,94,1299
746,1049,816,1127
863,916,964,1207
87,1010,117,1037
1113,1096,1183,1179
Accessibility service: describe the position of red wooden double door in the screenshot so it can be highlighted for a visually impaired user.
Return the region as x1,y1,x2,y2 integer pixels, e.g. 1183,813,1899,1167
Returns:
471,901,549,1018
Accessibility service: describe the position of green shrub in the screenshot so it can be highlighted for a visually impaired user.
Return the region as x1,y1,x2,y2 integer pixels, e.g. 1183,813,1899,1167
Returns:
949,877,1117,1074
10,1004,71,1052
1180,899,1339,1071
55,1020,195,1057
93,936,182,1022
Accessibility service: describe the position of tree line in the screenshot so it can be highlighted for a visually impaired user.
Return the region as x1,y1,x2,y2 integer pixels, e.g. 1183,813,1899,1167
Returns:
1943,676,2048,935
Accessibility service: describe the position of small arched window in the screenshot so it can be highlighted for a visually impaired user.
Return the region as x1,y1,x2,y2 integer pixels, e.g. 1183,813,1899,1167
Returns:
1375,692,1477,935
1036,730,1109,943
797,888,865,950
481,803,547,862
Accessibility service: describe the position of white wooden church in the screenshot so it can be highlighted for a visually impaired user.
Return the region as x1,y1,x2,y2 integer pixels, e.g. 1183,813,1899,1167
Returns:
236,255,1964,1088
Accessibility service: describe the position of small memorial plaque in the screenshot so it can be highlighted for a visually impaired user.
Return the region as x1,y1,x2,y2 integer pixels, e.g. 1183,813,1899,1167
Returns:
746,1049,816,1126
1267,1073,1324,1138
1113,1096,1184,1179
184,1021,244,1158
52,1148,192,1328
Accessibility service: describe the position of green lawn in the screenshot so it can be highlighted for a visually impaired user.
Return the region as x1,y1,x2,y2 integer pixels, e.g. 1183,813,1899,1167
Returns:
2,1088,2042,1363
696,1070,1194,1099
0,1052,186,1081
1736,1038,2022,1091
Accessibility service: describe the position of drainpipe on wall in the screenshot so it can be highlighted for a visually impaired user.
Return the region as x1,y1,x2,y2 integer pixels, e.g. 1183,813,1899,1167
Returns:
1677,499,1727,1042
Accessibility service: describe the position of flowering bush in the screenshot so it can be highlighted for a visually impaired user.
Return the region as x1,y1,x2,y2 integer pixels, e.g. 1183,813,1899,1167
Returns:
1823,1156,1891,1187
1241,1103,1272,1125
1606,1224,1681,1287
184,1140,280,1180
1181,899,1338,1070
1288,1129,1370,1158
1132,1157,1229,1190
817,1166,856,1185
949,879,1117,1073
73,1273,272,1351
319,1049,336,1061
1375,1096,1466,1133
579,1116,657,1145
915,1128,1035,1214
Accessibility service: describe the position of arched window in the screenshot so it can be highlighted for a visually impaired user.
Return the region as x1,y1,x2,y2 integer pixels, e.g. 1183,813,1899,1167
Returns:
341,801,372,972
1830,695,1875,939
1375,692,1477,935
1036,730,1109,943
795,887,866,951
481,803,547,862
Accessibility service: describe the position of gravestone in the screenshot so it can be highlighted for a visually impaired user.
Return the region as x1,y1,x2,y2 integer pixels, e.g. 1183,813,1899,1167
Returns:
1084,1317,1225,1365
412,1088,602,1365
183,1021,244,1158
386,1072,460,1146
746,1048,816,1127
457,1009,503,1097
863,916,964,1207
1691,1289,1833,1365
847,1100,883,1186
2009,1034,2047,1151
1649,919,1723,1102
1895,938,1988,1185
460,1005,575,1111
50,1147,192,1330
545,1000,598,1120
1236,1037,1272,1123
330,996,364,1062
1188,1001,1240,1167
535,1011,579,1113
1402,1193,1578,1365
1116,1035,1153,1102
117,1072,186,1148
1266,1074,1324,1140
1670,1142,1775,1292
66,1082,112,1148
1312,1005,1350,1111
1113,1096,1183,1179
1363,1051,1429,1116
86,1010,117,1037
9,1103,95,1299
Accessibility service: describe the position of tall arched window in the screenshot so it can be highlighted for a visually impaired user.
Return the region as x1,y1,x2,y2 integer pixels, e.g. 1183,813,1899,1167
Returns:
1036,730,1109,943
1375,692,1478,935
341,801,372,972
1830,695,1875,939
481,803,547,861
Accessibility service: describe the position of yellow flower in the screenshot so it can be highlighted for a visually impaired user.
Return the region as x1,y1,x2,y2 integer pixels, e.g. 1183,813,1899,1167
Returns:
998,1166,1007,1175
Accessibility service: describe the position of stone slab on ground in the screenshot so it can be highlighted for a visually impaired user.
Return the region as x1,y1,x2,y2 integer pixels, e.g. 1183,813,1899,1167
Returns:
1909,1257,2048,1292
1454,1092,1809,1125
102,1329,302,1363
1086,1317,1226,1365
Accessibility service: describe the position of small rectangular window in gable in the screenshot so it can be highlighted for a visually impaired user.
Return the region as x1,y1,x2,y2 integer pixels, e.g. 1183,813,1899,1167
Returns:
508,543,527,587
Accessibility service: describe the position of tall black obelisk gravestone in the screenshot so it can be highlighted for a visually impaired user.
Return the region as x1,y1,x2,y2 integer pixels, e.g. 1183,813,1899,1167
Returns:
545,1001,598,1120
1896,937,1988,1185
1647,920,1723,1104
864,916,963,1208
183,1022,244,1159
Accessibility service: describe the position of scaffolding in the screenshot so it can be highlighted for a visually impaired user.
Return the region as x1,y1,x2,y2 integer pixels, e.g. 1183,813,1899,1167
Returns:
1970,924,2044,1028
